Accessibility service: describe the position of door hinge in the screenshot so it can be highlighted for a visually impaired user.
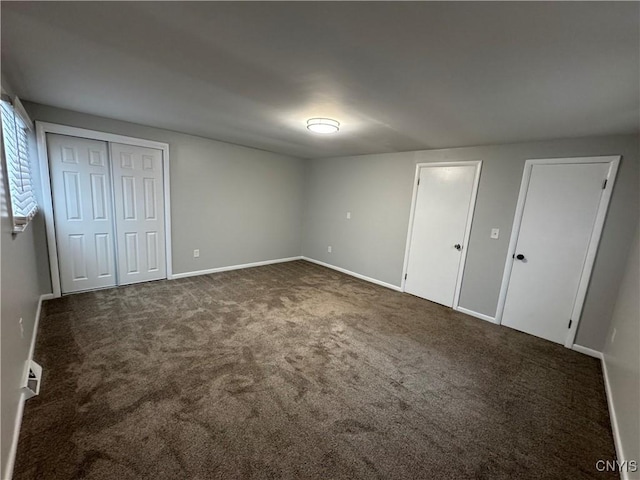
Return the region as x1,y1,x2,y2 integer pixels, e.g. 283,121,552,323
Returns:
602,179,607,189
404,273,407,280
568,319,572,329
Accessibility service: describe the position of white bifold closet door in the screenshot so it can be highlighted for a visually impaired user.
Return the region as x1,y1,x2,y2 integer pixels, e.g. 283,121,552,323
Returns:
48,134,117,293
110,143,166,285
48,134,166,294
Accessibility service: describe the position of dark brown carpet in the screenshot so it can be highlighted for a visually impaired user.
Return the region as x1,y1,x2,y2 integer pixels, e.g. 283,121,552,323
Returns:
14,260,616,480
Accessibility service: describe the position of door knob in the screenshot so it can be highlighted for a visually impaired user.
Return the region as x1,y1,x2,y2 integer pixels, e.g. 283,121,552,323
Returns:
454,244,462,251
515,254,525,261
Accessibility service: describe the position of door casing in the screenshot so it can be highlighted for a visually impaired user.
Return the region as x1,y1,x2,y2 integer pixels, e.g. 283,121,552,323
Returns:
401,161,482,310
495,155,620,348
36,121,173,297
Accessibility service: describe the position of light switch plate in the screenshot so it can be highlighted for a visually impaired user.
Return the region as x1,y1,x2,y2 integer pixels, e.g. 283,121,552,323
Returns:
490,228,499,239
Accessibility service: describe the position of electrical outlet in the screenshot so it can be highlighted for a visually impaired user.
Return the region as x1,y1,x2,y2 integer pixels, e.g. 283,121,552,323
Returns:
193,249,200,258
611,328,617,343
328,246,332,253
346,212,351,219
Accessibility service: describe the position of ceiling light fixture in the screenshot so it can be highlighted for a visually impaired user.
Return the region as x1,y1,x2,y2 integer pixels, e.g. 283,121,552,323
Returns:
307,118,340,134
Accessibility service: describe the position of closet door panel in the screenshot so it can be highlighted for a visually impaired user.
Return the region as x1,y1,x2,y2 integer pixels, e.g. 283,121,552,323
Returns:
111,143,166,285
48,134,116,293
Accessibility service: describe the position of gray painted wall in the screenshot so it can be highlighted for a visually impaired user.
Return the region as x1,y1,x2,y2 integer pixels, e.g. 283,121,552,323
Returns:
2,100,305,476
3,99,636,477
603,224,640,468
24,102,306,275
0,79,50,479
303,135,639,351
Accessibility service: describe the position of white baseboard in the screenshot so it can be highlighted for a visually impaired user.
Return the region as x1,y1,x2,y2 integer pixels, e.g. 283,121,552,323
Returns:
4,391,27,480
572,344,603,360
601,354,631,480
28,294,54,365
171,256,303,280
571,345,629,480
301,257,403,292
4,293,53,480
455,306,497,323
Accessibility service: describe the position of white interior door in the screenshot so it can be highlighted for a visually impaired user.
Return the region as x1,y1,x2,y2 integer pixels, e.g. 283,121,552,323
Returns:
111,142,166,285
405,163,479,307
47,134,116,294
502,162,610,344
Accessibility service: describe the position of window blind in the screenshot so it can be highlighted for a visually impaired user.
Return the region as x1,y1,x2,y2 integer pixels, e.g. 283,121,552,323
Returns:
1,98,38,232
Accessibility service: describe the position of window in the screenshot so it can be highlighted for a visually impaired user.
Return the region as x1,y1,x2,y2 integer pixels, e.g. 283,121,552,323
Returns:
1,95,37,232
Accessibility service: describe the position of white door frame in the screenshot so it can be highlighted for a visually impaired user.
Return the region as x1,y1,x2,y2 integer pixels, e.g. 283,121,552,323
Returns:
36,121,173,297
495,155,620,348
401,161,482,309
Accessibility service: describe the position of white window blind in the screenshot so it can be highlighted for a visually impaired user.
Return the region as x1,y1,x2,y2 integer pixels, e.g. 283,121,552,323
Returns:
1,97,37,232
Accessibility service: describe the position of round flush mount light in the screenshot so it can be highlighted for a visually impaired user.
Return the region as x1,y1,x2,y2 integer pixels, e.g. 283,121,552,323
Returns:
307,118,340,134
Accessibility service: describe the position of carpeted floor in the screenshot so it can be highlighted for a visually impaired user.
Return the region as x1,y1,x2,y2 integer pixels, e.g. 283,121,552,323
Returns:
14,260,616,480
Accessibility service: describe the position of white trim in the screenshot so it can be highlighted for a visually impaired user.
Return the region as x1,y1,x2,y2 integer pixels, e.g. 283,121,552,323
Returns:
36,126,61,296
454,162,482,308
571,344,629,479
571,344,603,359
3,293,53,480
302,256,403,292
26,294,54,373
494,156,621,350
36,122,173,297
162,144,173,280
171,256,303,279
13,96,33,131
565,158,619,348
455,306,497,324
400,165,423,289
4,391,26,480
601,355,630,480
36,122,169,150
495,162,532,328
401,161,482,308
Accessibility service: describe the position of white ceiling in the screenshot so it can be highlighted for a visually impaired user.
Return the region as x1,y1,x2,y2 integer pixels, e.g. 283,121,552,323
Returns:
2,2,638,159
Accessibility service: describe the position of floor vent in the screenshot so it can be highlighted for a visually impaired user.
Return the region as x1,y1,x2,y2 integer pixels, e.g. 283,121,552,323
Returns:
22,360,42,399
